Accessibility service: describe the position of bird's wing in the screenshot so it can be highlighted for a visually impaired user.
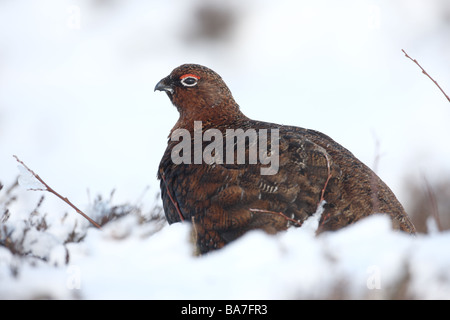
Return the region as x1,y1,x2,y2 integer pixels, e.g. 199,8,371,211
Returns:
158,126,342,239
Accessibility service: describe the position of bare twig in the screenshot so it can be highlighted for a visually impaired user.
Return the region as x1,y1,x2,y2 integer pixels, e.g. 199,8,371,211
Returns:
249,208,302,227
161,172,184,222
402,49,450,103
13,155,101,229
422,175,442,232
319,152,332,204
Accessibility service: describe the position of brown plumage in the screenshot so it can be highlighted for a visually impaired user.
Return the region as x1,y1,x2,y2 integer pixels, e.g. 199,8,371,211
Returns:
155,64,415,254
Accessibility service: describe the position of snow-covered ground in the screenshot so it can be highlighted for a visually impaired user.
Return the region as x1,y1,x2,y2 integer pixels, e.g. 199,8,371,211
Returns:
1,199,450,300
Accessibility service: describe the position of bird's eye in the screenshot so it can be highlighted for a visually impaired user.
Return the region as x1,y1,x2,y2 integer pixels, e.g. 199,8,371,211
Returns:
180,74,200,87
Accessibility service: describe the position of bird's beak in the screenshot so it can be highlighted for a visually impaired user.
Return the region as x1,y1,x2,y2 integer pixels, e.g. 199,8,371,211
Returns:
154,77,174,94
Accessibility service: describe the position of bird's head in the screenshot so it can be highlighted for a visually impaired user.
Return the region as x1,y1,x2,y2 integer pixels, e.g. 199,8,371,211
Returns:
155,64,244,127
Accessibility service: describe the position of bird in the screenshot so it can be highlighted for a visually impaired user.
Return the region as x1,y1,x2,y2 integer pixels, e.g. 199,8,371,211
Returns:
155,64,416,254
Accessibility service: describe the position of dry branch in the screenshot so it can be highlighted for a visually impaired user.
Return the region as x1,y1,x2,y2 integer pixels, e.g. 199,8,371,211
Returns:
161,172,185,222
423,175,442,232
13,155,101,229
319,152,332,204
402,49,450,103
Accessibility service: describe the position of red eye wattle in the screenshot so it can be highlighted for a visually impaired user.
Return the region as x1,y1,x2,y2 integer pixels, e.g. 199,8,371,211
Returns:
180,73,200,80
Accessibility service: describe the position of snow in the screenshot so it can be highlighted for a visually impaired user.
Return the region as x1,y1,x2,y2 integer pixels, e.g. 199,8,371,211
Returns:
1,207,450,299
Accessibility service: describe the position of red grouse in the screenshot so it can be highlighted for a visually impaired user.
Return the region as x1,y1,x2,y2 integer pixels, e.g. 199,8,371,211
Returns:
155,64,415,254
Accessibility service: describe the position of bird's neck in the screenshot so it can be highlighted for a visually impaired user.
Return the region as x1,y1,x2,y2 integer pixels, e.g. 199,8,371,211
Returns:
171,102,249,135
